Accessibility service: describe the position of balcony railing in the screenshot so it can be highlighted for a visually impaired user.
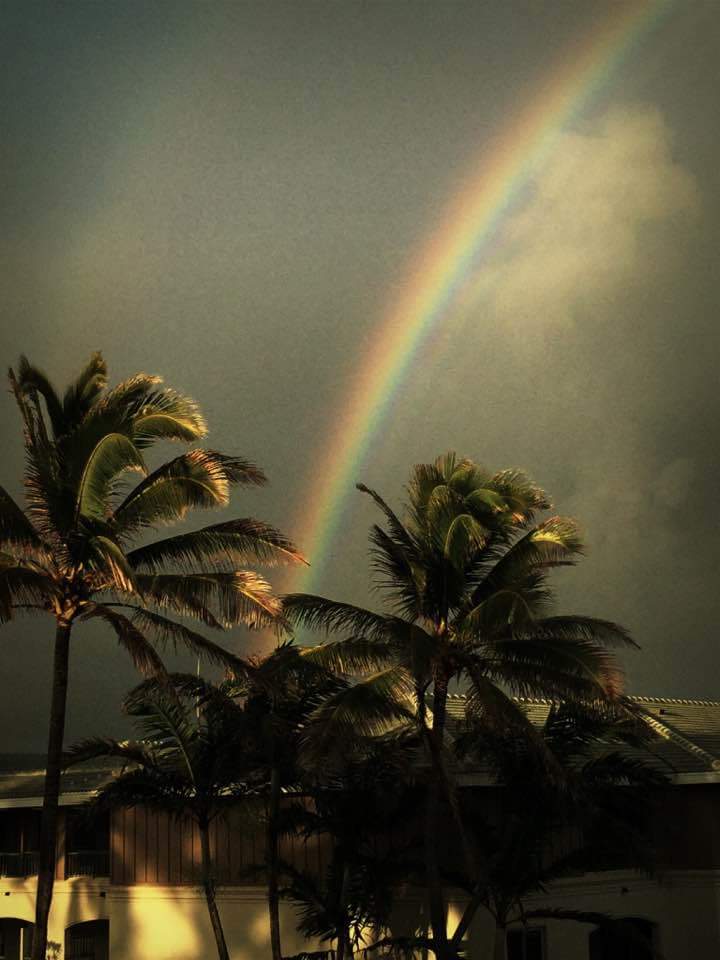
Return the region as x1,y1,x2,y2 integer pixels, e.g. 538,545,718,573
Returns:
0,850,39,877
65,850,110,878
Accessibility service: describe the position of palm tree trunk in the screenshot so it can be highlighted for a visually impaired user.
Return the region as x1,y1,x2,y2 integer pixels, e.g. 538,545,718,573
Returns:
31,620,71,960
424,670,450,960
336,860,352,960
267,762,283,960
493,924,507,960
199,818,230,960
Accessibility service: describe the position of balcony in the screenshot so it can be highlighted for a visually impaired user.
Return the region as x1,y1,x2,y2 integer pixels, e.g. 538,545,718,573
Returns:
65,850,109,878
0,850,39,877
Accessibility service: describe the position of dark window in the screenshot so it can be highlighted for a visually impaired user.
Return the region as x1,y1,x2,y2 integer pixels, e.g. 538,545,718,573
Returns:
507,927,545,960
66,921,109,960
0,920,34,960
589,918,654,960
65,810,109,878
0,811,40,877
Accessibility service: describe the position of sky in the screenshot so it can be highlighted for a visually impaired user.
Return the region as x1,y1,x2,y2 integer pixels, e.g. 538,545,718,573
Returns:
1,1,719,749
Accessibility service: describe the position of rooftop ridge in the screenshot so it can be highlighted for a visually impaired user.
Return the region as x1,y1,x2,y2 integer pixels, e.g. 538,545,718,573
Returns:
445,694,720,707
630,696,720,706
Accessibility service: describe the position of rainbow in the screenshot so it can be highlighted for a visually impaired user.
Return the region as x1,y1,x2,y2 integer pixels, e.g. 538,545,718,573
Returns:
291,0,672,593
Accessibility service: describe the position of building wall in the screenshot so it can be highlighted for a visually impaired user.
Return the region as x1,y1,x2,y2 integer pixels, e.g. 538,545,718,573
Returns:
1,870,720,958
3,785,720,957
109,806,331,886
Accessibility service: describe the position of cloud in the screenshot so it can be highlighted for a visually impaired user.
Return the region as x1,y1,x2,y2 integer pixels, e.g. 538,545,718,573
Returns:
464,106,699,330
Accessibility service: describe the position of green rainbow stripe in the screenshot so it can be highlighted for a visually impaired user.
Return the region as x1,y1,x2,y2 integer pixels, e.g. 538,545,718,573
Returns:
292,0,672,592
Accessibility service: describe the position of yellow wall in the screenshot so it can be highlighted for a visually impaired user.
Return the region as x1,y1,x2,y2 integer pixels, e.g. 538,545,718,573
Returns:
1,870,720,958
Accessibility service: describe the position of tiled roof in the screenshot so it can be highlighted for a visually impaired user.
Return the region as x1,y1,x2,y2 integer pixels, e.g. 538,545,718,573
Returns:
446,694,720,778
0,756,121,806
2,696,720,804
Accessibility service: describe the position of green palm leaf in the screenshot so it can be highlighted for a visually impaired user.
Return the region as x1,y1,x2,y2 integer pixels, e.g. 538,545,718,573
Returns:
300,667,417,764
135,571,282,628
466,516,584,613
126,518,304,572
298,636,398,675
113,451,261,533
85,535,136,592
283,594,394,641
76,432,146,522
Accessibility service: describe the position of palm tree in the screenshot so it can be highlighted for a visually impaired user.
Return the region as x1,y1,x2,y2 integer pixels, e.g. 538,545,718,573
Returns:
285,453,635,960
453,701,665,959
234,644,345,960
279,730,422,960
66,676,258,960
1,353,302,960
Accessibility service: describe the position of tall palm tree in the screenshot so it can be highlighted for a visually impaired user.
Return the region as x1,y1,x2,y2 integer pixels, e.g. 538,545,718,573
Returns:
285,453,635,960
66,676,258,960
1,353,302,960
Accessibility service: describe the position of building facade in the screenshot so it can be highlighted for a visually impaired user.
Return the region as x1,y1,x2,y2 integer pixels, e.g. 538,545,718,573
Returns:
2,696,720,960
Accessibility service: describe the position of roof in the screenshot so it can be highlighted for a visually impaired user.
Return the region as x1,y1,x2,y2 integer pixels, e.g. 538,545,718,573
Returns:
446,694,720,782
2,695,720,805
0,756,122,808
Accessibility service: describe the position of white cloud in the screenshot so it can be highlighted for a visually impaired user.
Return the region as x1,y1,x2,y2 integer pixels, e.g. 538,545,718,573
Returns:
463,106,699,329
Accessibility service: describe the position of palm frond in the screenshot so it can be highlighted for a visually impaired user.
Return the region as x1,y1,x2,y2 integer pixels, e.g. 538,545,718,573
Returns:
0,563,56,622
284,594,392,640
355,483,417,555
63,736,156,771
125,607,245,670
113,450,252,533
490,633,625,700
367,525,421,617
89,767,192,817
13,356,66,437
134,571,282,629
126,517,305,572
461,669,562,780
443,513,489,571
76,432,146,522
89,375,207,446
85,535,136,592
301,666,417,763
61,351,108,425
489,468,552,524
468,517,584,611
0,486,47,558
298,636,398,676
122,681,199,782
531,616,638,650
82,604,165,676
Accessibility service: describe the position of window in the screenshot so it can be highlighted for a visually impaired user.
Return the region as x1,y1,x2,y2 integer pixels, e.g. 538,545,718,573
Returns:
588,918,654,960
65,810,110,878
507,927,546,960
0,920,34,960
0,811,40,877
66,921,109,960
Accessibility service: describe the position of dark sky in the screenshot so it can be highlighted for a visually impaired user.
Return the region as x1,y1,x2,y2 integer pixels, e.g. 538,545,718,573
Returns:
1,1,719,750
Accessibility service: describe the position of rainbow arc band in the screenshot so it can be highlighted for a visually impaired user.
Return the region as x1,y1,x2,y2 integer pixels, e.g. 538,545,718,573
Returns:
291,0,672,594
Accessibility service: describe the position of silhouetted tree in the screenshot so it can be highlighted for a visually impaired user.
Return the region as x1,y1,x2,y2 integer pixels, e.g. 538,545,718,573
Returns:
285,453,635,959
1,353,301,959
66,676,260,960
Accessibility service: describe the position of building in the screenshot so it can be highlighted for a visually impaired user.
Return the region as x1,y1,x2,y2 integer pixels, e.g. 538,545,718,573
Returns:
2,696,720,960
